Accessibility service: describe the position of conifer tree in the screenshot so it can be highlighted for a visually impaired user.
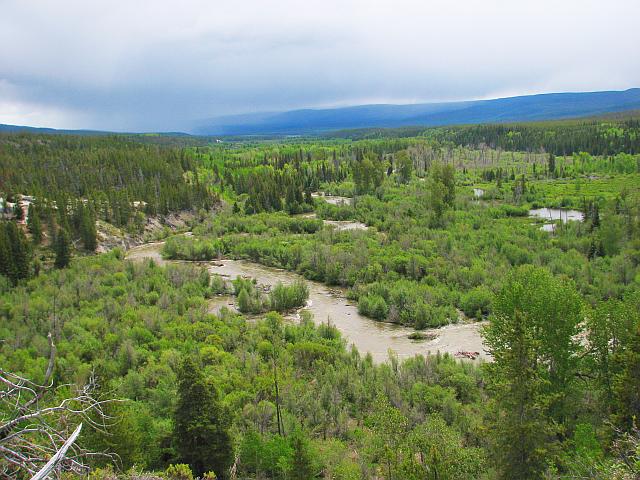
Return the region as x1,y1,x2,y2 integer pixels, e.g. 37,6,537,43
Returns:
288,429,315,480
0,222,30,284
13,202,24,221
27,204,42,244
54,228,71,269
548,153,556,177
80,206,97,252
174,356,233,478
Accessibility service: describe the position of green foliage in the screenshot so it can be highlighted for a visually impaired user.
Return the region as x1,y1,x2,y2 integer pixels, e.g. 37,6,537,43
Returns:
288,428,317,480
353,153,385,195
0,249,489,478
54,228,71,268
395,150,413,184
78,204,97,252
357,294,388,321
174,356,233,477
163,236,223,261
2,125,640,479
0,134,216,225
459,286,492,319
269,280,309,312
0,221,31,284
484,266,584,479
423,118,640,156
408,415,486,480
611,324,640,432
27,203,42,244
165,464,194,480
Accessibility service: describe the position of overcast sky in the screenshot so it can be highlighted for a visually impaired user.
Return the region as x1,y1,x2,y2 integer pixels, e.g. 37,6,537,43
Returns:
1,0,638,132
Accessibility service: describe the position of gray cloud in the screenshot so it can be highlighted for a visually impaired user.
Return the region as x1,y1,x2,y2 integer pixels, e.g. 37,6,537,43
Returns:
1,0,638,131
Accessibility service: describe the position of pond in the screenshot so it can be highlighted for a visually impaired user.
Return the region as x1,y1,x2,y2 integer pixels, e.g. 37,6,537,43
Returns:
529,208,584,222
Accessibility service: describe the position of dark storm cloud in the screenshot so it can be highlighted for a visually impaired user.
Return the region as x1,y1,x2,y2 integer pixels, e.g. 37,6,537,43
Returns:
1,0,639,131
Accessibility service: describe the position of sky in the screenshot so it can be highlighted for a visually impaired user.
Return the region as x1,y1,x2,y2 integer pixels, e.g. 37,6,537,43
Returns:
1,0,639,132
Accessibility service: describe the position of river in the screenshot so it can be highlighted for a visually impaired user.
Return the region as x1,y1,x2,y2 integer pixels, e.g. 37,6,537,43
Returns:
126,242,488,363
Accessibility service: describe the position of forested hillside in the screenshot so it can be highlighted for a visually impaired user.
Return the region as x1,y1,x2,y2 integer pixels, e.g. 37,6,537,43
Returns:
0,134,218,286
334,114,640,155
1,124,639,479
0,135,215,218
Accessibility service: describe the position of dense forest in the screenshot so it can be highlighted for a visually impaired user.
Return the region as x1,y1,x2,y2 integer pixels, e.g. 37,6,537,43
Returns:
333,114,640,156
0,134,218,285
1,122,639,479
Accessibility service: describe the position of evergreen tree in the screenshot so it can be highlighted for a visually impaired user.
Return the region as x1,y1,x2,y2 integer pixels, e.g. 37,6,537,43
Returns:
353,154,385,195
484,266,583,479
396,150,413,184
0,222,30,284
174,356,233,478
27,204,42,244
13,202,24,221
304,189,313,205
80,206,97,252
288,429,315,480
54,228,71,269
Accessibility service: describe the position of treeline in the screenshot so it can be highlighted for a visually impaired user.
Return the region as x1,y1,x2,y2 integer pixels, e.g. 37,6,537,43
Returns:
194,140,417,212
0,134,219,284
329,116,640,156
424,118,640,155
0,134,217,227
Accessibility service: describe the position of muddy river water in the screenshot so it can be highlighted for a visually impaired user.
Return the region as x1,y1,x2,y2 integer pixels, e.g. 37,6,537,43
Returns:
126,242,488,363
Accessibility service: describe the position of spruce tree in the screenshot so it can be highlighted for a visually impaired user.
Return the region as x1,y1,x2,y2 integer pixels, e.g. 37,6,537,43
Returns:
54,228,71,269
27,204,42,244
174,356,233,478
13,202,24,221
80,206,97,252
288,429,315,480
0,223,30,284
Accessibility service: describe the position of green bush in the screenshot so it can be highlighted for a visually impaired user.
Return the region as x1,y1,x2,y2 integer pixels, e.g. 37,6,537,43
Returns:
165,464,194,480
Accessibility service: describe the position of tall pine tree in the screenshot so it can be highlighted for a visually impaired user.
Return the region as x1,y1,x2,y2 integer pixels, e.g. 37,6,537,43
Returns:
54,228,71,269
174,356,233,478
80,205,97,252
27,204,42,244
0,222,30,284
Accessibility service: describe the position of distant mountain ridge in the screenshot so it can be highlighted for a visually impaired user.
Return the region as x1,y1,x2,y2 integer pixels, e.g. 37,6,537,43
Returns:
194,88,640,135
2,88,639,137
0,124,190,137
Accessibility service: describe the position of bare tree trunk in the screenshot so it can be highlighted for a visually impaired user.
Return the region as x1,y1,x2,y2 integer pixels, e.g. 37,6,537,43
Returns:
31,424,82,480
